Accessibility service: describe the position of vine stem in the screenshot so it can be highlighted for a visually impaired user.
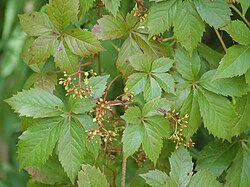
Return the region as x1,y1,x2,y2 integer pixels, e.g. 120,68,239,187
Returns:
97,0,102,75
162,36,175,42
214,28,227,53
121,122,128,187
230,5,250,28
135,0,147,11
104,75,121,101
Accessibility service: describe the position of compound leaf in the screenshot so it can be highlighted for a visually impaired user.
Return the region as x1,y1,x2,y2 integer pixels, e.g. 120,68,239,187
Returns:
140,169,168,187
101,0,121,17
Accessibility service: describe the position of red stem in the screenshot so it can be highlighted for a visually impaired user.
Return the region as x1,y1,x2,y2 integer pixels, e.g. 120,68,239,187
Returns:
104,75,121,101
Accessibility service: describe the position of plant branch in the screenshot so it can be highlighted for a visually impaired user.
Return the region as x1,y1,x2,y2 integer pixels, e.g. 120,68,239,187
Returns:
121,122,128,187
104,75,122,101
162,36,175,42
135,0,147,11
230,5,250,28
214,28,227,53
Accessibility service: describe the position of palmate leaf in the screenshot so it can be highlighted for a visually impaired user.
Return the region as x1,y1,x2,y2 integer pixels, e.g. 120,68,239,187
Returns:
153,73,175,94
121,106,142,124
222,20,250,46
129,54,152,72
174,1,205,54
122,123,143,158
78,164,109,187
144,76,162,101
197,88,235,141
18,118,63,168
196,141,239,177
92,15,129,40
147,0,180,38
142,98,171,117
186,170,222,187
232,93,250,137
181,89,201,138
174,46,201,81
46,0,79,30
18,12,56,36
142,122,163,165
29,34,57,65
194,0,231,29
140,169,168,187
5,89,65,118
169,147,193,186
25,154,69,185
101,0,121,17
116,35,141,78
58,118,86,183
65,28,104,57
225,147,250,187
199,70,248,97
126,73,147,94
214,45,250,79
54,40,78,74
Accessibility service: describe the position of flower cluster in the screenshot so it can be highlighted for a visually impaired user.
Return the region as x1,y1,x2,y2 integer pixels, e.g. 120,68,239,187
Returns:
135,149,147,167
165,109,194,149
59,70,97,99
86,98,118,143
132,7,147,22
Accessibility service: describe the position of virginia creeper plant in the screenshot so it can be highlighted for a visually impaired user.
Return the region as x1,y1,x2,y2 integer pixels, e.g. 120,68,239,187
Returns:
5,0,250,186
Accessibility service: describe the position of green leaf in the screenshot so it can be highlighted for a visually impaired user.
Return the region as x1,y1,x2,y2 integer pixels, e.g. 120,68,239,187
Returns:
225,148,250,187
25,154,69,185
126,73,147,94
199,70,249,97
79,0,94,16
65,28,104,57
54,40,79,74
142,122,163,165
232,93,250,137
34,73,57,94
116,35,141,78
73,115,101,159
140,169,168,187
147,0,180,38
92,15,128,40
18,12,55,36
78,164,109,187
69,97,96,114
194,0,231,28
22,37,43,73
121,106,142,124
239,0,250,16
174,46,201,80
197,88,235,141
222,20,250,45
133,33,167,58
169,147,193,186
29,35,57,65
142,98,171,117
5,89,65,118
151,58,174,73
58,118,86,183
214,45,250,79
144,116,170,138
122,124,143,158
18,118,63,168
129,54,152,72
144,76,162,101
174,1,205,54
187,170,222,187
197,43,223,68
153,73,175,94
101,0,121,17
85,75,110,98
180,89,201,138
46,0,79,30
196,141,239,177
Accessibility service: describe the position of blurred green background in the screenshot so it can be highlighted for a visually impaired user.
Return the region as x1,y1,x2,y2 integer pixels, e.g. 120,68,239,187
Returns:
0,1,48,186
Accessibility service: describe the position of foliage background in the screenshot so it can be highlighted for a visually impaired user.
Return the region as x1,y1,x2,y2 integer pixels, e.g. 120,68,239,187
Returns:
0,0,249,186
